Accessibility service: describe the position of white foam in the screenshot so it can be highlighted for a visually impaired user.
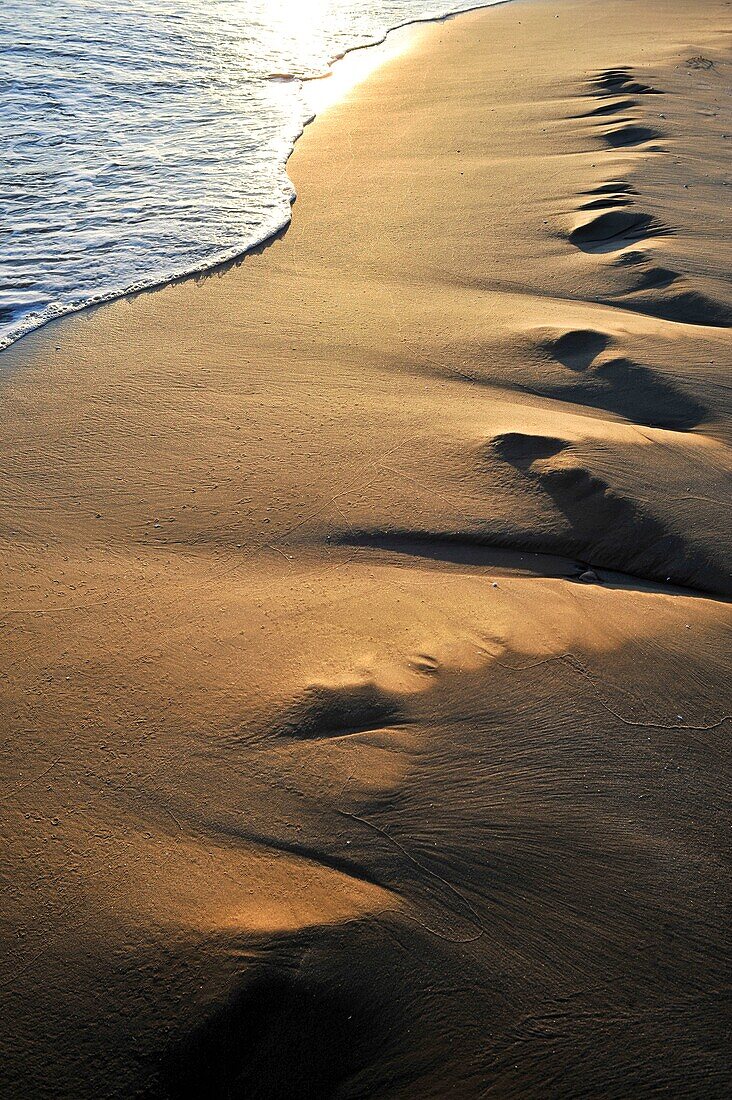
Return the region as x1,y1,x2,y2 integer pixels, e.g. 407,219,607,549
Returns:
0,0,504,351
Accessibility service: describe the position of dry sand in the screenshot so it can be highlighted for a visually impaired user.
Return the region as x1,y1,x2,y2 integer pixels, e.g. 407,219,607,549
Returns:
1,0,731,1095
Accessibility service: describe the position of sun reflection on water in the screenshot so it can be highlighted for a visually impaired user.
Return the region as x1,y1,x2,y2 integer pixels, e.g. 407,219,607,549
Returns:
0,0,457,348
268,0,330,56
301,23,423,114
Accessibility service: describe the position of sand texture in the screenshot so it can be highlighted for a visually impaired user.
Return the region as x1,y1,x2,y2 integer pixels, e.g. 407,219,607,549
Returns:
1,0,731,1095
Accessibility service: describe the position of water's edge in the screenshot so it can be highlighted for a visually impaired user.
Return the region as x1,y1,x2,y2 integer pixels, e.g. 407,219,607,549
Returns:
0,1,503,355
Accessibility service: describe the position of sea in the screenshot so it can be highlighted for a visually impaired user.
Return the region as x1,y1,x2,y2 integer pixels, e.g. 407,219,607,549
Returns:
0,0,499,350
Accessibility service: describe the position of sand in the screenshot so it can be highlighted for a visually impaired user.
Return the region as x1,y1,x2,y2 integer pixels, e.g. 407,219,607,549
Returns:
1,0,730,1095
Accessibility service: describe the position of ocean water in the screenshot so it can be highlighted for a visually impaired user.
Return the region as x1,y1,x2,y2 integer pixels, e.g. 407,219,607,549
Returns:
0,0,498,350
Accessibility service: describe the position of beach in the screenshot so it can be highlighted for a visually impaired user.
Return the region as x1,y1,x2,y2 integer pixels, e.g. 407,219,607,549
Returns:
1,0,731,1095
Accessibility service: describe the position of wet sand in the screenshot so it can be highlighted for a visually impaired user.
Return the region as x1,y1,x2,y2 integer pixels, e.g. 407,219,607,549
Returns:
1,0,730,1095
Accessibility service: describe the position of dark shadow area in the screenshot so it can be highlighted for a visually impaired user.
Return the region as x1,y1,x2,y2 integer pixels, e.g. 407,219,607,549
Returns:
492,431,569,468
583,181,637,196
536,356,708,431
575,96,638,118
488,434,731,596
541,328,612,370
334,529,581,577
569,210,666,253
146,966,383,1100
602,123,662,147
334,527,725,599
616,285,732,328
605,252,732,327
580,195,634,210
591,68,664,97
275,681,407,740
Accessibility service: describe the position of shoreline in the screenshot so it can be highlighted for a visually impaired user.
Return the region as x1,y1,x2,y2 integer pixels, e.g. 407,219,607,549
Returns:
0,1,505,356
2,0,731,1096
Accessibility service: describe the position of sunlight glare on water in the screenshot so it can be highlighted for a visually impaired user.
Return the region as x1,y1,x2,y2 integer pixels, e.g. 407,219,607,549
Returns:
0,0,500,350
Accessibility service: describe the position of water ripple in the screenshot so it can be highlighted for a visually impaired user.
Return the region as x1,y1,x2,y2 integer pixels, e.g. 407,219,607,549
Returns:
0,0,497,349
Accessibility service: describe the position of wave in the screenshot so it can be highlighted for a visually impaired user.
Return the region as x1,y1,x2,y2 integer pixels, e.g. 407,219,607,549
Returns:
0,0,504,353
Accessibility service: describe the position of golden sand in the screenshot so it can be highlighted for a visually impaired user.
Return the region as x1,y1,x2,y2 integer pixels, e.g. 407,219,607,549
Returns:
1,1,730,1094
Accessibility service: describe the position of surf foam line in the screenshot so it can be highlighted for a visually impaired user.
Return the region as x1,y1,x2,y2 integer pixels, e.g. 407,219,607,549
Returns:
0,1,508,355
